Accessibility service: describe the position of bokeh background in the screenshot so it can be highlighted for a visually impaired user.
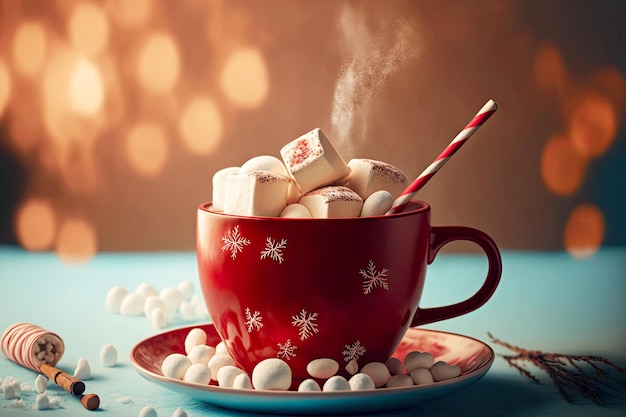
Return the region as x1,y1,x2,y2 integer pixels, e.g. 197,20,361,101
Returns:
0,0,624,262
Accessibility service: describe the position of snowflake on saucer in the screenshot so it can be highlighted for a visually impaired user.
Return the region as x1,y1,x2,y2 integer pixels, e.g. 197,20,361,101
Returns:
221,225,250,259
260,237,287,264
359,260,389,294
277,339,297,360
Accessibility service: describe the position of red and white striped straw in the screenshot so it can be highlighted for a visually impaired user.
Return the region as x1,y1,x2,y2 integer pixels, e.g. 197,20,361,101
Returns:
386,99,498,214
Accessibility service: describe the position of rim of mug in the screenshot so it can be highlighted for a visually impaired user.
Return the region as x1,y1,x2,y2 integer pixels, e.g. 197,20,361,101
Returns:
197,200,430,220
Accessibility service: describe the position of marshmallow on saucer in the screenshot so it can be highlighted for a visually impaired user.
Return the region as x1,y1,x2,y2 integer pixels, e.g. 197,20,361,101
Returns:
212,167,240,211
298,186,363,218
346,159,408,200
280,128,350,194
223,170,290,217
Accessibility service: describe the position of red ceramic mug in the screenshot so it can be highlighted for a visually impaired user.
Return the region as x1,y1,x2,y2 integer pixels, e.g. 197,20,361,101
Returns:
196,200,501,380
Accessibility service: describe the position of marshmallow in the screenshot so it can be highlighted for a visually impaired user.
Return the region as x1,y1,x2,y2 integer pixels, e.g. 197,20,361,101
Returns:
360,190,394,217
430,361,462,381
73,358,91,380
183,363,212,385
348,373,375,390
119,292,146,316
150,308,169,329
172,408,188,417
360,362,390,388
404,351,434,373
410,367,434,385
160,286,185,312
184,328,207,355
322,375,351,391
251,358,292,390
384,357,404,376
346,158,408,200
34,375,47,394
279,203,312,218
207,354,235,381
297,378,321,392
386,374,414,388
298,186,363,218
280,128,350,194
212,166,240,211
35,393,49,410
100,344,118,367
240,155,288,176
144,296,168,319
306,358,339,379
139,405,158,417
162,353,192,379
223,170,290,217
215,341,229,356
216,365,246,388
187,344,216,365
105,286,128,314
135,282,158,299
232,373,253,389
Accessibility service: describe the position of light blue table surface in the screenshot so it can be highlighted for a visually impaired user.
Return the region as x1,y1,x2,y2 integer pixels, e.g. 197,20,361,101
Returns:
1,245,625,416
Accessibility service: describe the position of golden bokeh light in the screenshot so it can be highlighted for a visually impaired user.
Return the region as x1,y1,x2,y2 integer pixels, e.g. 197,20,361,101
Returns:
178,96,223,155
137,32,180,94
126,122,169,176
532,43,567,96
106,0,152,27
564,203,604,259
0,60,10,119
220,47,269,108
70,57,105,115
68,2,110,56
42,48,75,145
568,94,617,158
540,133,587,195
15,199,57,251
12,21,47,77
55,217,98,263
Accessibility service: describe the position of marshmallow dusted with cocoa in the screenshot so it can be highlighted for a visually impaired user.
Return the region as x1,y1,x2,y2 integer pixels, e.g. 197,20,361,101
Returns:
223,170,290,217
346,158,408,200
298,186,363,218
280,128,350,194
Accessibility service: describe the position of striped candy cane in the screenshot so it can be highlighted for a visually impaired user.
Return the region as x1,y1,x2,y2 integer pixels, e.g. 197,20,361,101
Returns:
387,99,499,214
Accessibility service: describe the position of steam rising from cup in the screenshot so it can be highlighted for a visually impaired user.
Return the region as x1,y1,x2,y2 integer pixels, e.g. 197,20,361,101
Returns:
330,4,419,157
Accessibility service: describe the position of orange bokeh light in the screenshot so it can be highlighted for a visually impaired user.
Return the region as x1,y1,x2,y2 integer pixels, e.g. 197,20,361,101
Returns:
533,43,567,96
220,47,269,108
70,57,105,115
106,0,151,27
540,133,587,196
12,21,47,77
126,122,169,176
68,2,110,56
15,199,57,251
137,32,180,94
592,66,626,111
0,60,10,119
178,96,223,155
564,203,604,259
568,93,617,158
55,217,98,263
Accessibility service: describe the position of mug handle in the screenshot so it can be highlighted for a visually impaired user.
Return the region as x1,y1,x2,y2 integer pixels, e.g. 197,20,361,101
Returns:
410,226,502,327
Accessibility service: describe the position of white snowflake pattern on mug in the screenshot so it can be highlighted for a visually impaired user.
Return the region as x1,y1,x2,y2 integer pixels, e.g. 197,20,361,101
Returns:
291,309,319,340
244,307,263,332
342,340,366,362
359,260,389,294
260,237,287,263
221,225,251,259
277,339,297,360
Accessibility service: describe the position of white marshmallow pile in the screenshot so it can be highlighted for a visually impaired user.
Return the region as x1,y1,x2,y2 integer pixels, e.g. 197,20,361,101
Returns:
105,281,208,328
161,328,462,392
0,375,62,410
212,128,409,218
